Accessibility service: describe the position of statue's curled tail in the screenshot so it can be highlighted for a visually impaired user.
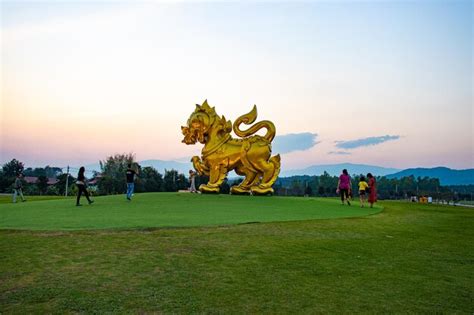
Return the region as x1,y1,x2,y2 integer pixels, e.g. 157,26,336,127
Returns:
233,105,276,142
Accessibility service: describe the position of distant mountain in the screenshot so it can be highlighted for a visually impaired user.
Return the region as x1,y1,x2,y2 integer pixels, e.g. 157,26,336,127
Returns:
280,163,401,177
386,167,474,185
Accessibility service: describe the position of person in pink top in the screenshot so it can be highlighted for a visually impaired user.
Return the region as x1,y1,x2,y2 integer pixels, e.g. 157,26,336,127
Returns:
336,169,352,205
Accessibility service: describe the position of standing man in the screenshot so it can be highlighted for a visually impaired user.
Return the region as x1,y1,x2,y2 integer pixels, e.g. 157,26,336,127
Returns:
126,163,138,201
13,173,26,203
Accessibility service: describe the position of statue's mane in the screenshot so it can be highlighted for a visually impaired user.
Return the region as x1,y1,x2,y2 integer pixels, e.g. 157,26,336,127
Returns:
194,99,217,117
190,100,231,139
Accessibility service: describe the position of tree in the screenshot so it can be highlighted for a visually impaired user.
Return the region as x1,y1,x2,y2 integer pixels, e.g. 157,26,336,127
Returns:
176,173,188,191
162,169,188,192
25,184,39,195
46,185,59,196
291,179,303,196
24,166,62,178
55,173,76,196
0,170,10,193
24,167,46,177
140,167,164,192
44,166,62,178
98,153,137,195
318,186,325,196
164,169,178,192
37,175,49,195
319,171,338,196
1,159,25,193
2,159,24,177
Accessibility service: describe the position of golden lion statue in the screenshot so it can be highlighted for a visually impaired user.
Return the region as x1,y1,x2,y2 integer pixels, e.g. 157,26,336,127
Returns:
181,100,281,195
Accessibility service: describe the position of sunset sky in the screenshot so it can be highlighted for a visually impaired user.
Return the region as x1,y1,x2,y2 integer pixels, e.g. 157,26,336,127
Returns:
1,1,472,171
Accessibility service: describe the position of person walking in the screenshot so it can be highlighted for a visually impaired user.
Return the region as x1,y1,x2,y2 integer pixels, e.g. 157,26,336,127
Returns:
358,176,369,207
76,167,93,206
189,170,197,193
126,163,138,201
367,173,377,208
12,173,26,203
337,169,352,205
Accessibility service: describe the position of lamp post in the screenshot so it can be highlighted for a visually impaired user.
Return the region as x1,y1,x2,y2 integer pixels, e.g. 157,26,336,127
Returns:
65,165,69,197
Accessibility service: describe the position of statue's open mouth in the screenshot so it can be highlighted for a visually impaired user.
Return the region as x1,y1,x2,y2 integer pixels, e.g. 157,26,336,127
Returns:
182,137,196,145
181,126,201,145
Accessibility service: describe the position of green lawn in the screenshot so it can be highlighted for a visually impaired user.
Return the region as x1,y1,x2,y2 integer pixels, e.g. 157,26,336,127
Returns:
0,195,66,204
0,193,380,230
0,195,472,313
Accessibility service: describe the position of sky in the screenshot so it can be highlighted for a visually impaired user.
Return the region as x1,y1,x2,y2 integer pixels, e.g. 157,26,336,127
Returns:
1,0,472,171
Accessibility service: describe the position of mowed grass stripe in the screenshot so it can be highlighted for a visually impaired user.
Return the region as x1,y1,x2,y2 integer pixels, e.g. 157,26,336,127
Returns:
0,193,381,230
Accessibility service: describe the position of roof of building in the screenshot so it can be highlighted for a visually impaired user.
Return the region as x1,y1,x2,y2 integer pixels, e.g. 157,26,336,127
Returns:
24,176,59,185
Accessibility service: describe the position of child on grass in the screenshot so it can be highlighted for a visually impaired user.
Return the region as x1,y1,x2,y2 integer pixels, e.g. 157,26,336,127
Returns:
358,176,369,207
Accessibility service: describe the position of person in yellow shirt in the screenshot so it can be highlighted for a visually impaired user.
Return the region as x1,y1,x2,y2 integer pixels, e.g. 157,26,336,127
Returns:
358,176,369,207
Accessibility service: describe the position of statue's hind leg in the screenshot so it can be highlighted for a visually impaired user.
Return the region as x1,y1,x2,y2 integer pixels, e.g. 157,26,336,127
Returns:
250,154,281,195
230,165,257,195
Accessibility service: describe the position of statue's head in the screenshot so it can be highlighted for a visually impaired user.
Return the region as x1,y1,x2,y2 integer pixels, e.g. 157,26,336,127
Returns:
181,100,231,145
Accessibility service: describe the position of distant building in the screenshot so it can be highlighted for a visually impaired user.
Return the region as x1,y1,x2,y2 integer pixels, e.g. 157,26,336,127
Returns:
24,176,59,185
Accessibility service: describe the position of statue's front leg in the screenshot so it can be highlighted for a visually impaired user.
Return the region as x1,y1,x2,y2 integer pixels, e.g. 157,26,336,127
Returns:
191,156,209,176
199,164,227,194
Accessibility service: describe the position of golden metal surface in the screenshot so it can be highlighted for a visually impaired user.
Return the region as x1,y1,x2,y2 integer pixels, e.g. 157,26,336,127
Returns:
181,100,281,195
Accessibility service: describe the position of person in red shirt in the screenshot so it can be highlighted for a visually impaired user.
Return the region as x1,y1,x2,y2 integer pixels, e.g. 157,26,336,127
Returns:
367,173,377,208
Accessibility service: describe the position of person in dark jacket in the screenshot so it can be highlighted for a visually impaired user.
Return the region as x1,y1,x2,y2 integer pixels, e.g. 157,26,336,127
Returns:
76,167,93,206
126,163,138,201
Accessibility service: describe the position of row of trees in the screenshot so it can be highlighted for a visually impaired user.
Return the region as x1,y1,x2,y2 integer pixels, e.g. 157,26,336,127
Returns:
1,158,472,201
0,157,206,196
274,172,461,201
96,153,202,195
23,166,62,178
0,159,75,195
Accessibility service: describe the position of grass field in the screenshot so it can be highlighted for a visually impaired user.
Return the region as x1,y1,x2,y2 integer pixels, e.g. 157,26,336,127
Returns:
0,193,381,230
0,195,65,204
0,194,472,313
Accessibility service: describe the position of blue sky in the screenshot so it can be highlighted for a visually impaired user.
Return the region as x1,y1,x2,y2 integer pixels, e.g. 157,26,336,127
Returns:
1,1,472,169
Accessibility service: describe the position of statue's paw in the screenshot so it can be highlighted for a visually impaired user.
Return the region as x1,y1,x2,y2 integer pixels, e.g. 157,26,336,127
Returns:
199,184,220,194
250,186,274,196
230,186,251,195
